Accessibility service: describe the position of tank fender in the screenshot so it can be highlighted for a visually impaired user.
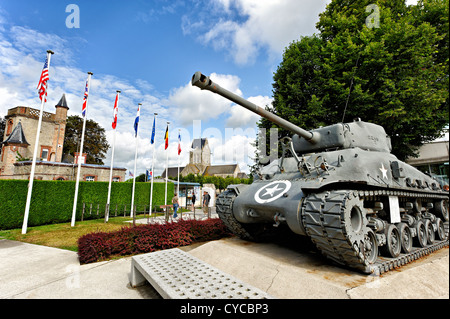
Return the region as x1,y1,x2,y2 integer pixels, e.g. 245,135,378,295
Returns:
226,184,250,196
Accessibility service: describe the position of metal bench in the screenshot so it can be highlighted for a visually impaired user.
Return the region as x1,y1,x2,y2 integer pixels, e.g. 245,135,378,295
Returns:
130,248,272,299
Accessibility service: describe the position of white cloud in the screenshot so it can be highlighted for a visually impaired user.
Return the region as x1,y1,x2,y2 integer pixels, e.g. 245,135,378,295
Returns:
166,72,242,126
226,95,272,128
187,0,329,65
208,133,256,172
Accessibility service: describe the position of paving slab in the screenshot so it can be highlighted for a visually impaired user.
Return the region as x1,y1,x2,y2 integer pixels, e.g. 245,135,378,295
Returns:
0,239,158,299
1,235,448,299
184,237,449,299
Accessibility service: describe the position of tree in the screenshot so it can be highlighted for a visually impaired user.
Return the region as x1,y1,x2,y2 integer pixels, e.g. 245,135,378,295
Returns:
63,115,110,165
263,0,448,160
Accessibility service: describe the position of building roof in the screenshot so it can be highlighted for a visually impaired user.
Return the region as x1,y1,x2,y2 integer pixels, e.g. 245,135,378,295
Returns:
161,167,185,179
203,164,239,176
191,138,207,150
2,122,29,146
56,94,69,109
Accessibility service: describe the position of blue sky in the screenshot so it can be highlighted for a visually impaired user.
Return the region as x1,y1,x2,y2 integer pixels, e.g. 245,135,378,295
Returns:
0,0,418,177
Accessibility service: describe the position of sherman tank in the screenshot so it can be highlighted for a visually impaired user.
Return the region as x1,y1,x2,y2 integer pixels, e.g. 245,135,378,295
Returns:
191,71,449,274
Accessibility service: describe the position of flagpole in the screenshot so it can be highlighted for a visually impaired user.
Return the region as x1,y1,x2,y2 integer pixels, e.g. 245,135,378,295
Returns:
164,121,170,209
130,103,142,218
71,71,93,227
177,129,180,197
22,50,54,234
149,113,157,217
106,90,121,222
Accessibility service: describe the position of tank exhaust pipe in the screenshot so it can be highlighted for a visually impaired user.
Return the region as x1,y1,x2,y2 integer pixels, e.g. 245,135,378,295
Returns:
191,72,318,143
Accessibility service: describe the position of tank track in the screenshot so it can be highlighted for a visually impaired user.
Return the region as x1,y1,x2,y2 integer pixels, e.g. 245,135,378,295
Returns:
216,188,449,275
302,189,449,274
216,189,254,240
216,189,284,241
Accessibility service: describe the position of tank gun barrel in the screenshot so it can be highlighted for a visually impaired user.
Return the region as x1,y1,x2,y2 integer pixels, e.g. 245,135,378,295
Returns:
191,72,317,143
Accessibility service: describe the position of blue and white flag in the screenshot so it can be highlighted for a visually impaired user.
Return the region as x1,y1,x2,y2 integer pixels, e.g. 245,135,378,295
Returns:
150,115,156,144
134,104,140,137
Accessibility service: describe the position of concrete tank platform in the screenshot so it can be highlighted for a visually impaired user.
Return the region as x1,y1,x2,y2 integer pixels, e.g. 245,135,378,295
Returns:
181,237,449,299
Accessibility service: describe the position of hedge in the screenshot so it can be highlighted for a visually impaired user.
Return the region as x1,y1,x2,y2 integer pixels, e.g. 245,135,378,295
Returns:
77,218,232,264
0,180,173,230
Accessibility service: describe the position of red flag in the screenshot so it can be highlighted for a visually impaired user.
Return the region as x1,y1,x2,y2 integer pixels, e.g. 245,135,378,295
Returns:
112,93,119,129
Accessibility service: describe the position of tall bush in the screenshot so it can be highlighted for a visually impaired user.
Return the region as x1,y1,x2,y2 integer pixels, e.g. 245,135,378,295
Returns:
0,180,173,230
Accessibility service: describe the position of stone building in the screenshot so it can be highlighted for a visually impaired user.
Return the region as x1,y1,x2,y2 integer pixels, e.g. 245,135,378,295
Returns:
0,95,126,181
161,138,248,179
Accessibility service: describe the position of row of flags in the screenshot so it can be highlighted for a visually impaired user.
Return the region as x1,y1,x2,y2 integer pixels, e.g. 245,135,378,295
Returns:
22,50,183,233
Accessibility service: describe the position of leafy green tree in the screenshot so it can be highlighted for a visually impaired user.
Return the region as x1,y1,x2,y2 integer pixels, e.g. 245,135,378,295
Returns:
263,0,448,160
63,115,110,165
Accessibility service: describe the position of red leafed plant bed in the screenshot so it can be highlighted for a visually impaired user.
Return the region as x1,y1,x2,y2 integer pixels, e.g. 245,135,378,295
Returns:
77,218,232,264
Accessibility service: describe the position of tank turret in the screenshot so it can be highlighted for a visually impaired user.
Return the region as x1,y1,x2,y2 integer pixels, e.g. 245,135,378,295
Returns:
191,71,449,275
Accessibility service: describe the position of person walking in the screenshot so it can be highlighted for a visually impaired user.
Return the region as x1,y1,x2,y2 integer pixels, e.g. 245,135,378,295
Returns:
172,193,179,218
191,193,196,212
202,191,211,217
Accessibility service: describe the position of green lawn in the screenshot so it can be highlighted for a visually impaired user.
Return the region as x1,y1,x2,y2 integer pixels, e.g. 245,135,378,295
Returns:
0,216,142,252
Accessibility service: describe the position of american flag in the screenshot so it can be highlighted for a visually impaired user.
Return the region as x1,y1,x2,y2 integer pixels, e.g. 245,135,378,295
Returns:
81,78,89,117
37,57,49,102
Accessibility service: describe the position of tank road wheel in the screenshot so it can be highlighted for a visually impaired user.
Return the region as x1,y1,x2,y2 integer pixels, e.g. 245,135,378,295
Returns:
363,229,378,264
435,200,449,222
435,218,447,241
414,220,428,248
397,222,413,254
381,224,401,258
424,219,435,244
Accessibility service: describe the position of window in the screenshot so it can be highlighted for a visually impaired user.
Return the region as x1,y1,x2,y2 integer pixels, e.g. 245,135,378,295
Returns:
41,149,49,161
112,177,120,182
40,146,51,161
6,119,13,136
86,176,95,182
